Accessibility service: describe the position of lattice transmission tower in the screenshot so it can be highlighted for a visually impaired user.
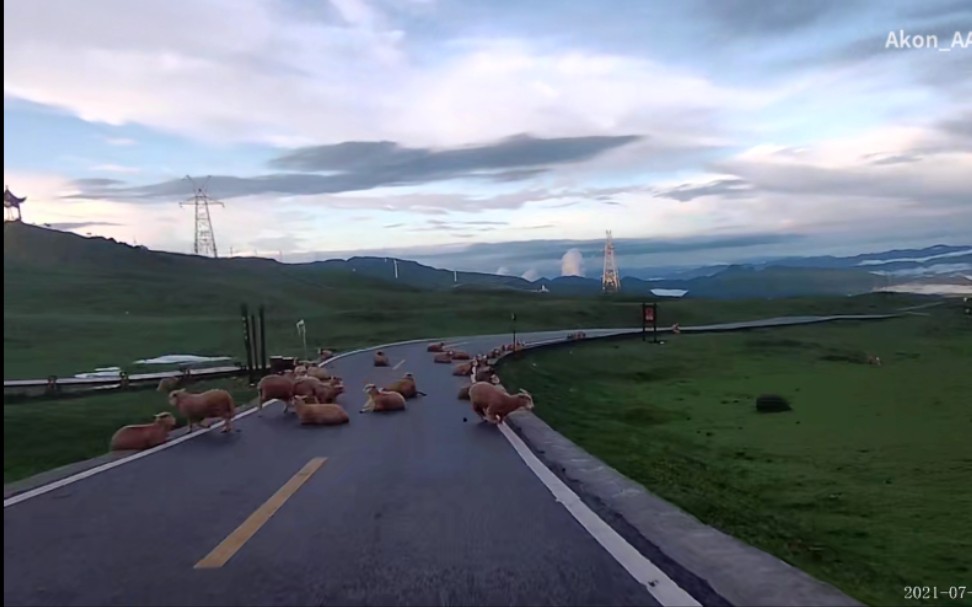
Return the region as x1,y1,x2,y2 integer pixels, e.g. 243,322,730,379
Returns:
179,176,224,258
601,229,621,293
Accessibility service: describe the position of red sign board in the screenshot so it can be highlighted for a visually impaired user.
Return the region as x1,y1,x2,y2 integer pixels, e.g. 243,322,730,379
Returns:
644,306,655,323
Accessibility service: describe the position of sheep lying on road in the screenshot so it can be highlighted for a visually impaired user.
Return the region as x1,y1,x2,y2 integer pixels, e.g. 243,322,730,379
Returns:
374,350,390,367
450,351,471,361
473,364,496,383
293,395,349,426
452,361,475,376
110,412,176,451
468,382,534,424
360,384,406,413
385,373,426,399
427,342,446,352
433,351,454,364
169,389,237,433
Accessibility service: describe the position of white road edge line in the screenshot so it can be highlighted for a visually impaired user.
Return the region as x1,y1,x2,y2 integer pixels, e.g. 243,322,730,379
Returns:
498,422,701,607
4,334,478,509
3,332,577,509
4,406,262,509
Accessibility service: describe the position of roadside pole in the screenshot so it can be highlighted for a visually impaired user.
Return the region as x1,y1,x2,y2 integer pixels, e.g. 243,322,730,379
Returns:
241,304,255,384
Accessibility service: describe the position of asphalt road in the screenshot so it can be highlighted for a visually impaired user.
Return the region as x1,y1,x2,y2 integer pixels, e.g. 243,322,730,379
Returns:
3,316,895,606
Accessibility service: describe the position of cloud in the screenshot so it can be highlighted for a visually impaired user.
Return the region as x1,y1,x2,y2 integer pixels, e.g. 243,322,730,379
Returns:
102,137,137,146
2,0,762,148
89,163,141,174
560,248,585,277
496,266,511,275
521,268,540,281
270,133,641,175
696,0,856,38
71,178,126,188
62,134,645,201
45,221,122,230
653,177,754,202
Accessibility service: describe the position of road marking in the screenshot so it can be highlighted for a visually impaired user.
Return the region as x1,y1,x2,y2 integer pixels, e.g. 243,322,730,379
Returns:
7,317,887,508
194,457,327,569
3,406,261,509
392,359,406,370
497,423,701,607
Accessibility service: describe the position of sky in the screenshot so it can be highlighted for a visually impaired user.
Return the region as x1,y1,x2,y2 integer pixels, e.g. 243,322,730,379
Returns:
4,0,971,278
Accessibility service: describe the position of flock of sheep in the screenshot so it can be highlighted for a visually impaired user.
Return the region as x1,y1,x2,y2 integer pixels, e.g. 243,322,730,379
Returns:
108,341,536,452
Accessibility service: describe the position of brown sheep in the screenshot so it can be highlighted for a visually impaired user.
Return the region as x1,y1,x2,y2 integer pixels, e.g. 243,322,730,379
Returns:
468,382,534,424
374,350,390,367
451,351,471,361
157,376,180,393
473,365,496,383
360,384,406,413
168,389,237,433
294,365,308,377
457,384,471,400
384,372,426,399
294,376,343,405
318,348,335,362
293,395,350,426
257,374,295,414
306,366,332,381
433,351,454,364
427,342,446,352
452,361,475,376
109,412,177,451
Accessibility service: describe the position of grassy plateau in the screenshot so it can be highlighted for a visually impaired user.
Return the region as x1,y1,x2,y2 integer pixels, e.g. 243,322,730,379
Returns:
499,301,972,606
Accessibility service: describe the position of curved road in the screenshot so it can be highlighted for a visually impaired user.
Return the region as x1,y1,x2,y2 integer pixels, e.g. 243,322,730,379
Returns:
3,315,892,606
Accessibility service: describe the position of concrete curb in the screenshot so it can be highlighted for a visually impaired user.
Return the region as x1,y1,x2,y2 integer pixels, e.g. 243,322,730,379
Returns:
495,329,866,607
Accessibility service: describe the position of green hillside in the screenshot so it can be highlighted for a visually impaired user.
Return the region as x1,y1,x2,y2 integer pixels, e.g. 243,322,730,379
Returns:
3,223,930,379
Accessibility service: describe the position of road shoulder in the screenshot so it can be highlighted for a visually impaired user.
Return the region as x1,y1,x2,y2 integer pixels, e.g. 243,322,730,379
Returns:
504,410,863,607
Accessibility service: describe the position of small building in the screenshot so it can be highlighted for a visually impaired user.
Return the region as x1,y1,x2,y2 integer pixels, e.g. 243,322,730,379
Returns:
4,186,26,222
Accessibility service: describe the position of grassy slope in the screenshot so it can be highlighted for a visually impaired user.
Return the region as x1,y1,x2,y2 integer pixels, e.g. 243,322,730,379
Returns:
499,301,972,607
3,377,255,483
4,223,930,379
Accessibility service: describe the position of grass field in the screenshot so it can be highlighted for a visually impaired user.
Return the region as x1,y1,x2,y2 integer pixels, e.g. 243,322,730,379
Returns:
499,301,972,607
4,221,933,380
4,222,938,488
3,377,256,484
4,293,918,380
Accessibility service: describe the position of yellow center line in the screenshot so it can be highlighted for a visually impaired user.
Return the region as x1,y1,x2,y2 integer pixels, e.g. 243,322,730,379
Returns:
194,457,328,569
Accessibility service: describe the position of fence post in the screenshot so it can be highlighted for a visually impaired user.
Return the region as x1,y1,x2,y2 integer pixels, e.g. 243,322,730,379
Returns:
259,305,268,375
45,375,59,396
241,304,254,383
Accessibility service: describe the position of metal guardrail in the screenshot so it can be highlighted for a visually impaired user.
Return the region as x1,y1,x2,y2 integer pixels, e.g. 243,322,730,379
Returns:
3,365,246,400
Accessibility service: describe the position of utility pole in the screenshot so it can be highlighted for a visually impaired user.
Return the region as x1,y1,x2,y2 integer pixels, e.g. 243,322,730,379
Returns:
602,230,621,293
179,176,224,258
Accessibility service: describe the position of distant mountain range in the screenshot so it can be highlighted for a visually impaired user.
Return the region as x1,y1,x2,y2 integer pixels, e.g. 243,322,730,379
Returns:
5,222,969,300
319,255,972,299
622,244,972,280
